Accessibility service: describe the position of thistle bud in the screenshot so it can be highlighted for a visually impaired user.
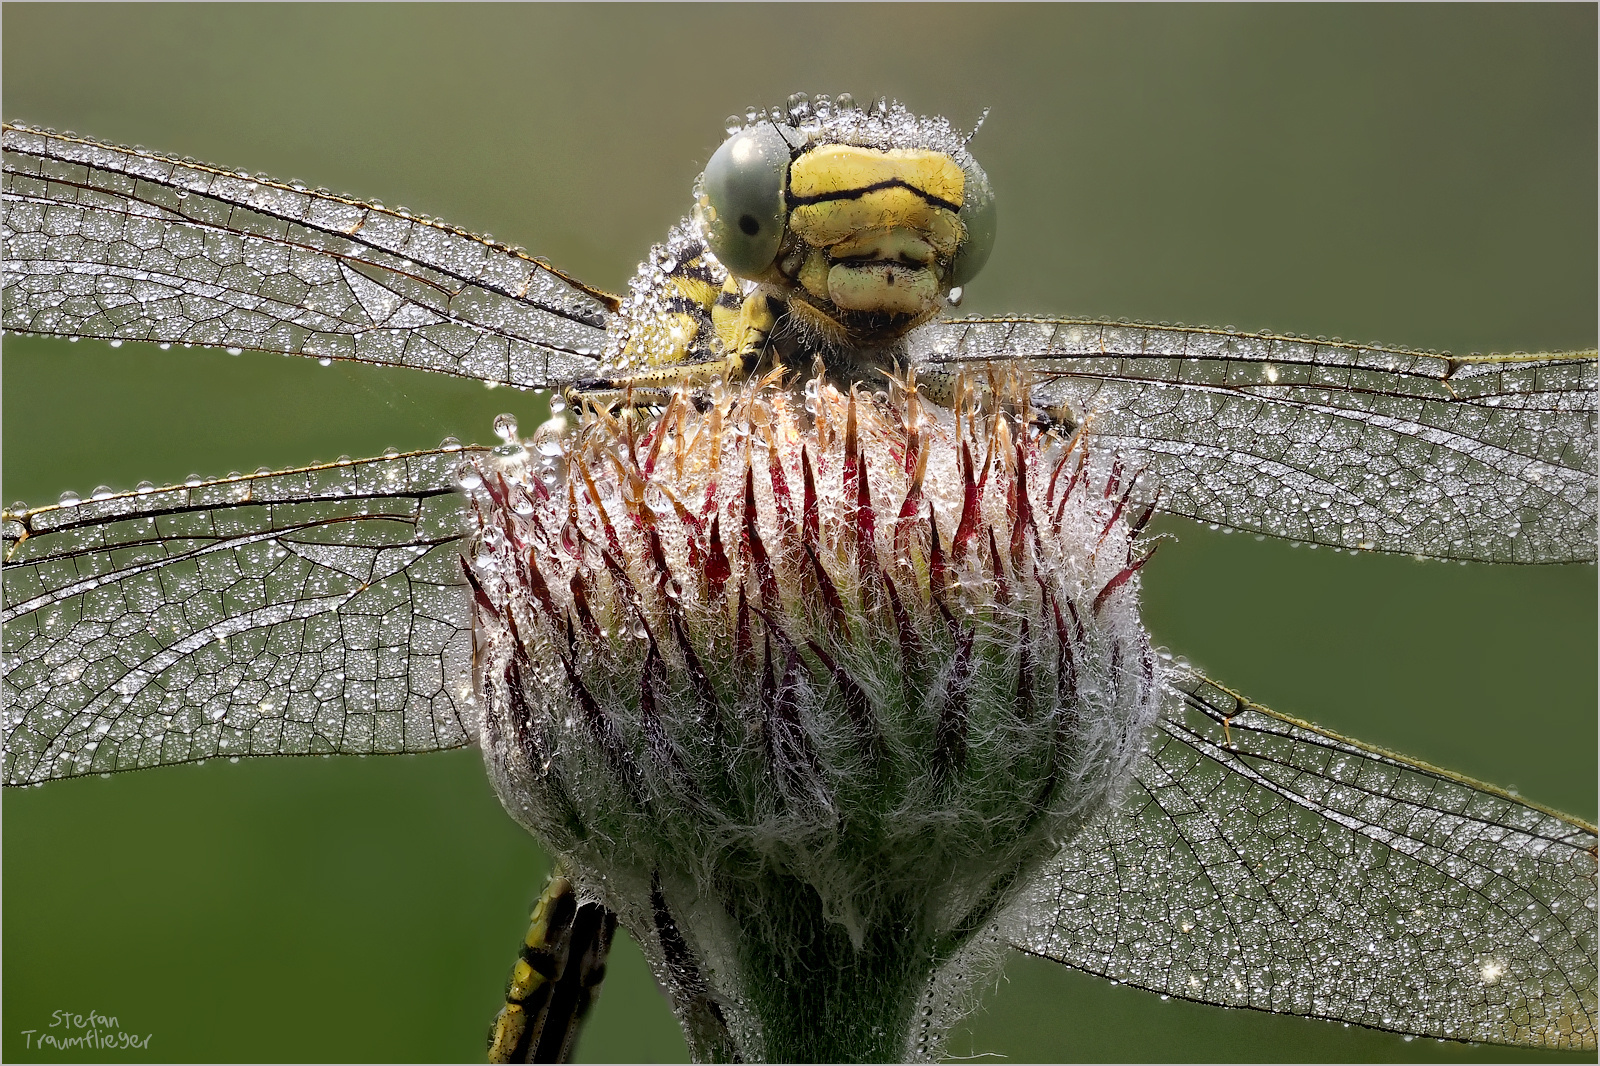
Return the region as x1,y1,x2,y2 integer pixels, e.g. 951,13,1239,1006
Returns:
462,371,1160,1062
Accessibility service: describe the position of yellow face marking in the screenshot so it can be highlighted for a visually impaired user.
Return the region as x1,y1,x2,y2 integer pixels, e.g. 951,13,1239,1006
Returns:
829,227,939,265
790,189,965,254
788,146,966,254
788,145,963,204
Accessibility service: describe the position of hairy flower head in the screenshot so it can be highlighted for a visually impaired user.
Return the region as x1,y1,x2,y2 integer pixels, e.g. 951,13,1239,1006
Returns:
461,370,1161,1061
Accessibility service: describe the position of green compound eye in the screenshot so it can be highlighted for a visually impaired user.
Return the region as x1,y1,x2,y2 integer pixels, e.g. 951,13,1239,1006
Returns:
701,124,790,278
948,160,997,289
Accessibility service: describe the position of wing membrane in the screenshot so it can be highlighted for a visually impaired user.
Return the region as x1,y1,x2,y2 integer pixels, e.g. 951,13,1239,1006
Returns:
1,124,613,387
1013,667,1598,1049
2,448,483,784
915,318,1598,563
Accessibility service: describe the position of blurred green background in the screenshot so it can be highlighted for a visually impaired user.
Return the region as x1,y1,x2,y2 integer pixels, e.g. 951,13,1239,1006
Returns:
3,4,1594,1062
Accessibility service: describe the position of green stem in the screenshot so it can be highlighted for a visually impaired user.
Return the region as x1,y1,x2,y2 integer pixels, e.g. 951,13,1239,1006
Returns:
722,872,933,1063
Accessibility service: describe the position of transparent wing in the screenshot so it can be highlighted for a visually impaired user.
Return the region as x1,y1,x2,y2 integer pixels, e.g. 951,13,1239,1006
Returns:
1013,667,1598,1050
1,124,614,387
2,448,484,785
914,318,1599,563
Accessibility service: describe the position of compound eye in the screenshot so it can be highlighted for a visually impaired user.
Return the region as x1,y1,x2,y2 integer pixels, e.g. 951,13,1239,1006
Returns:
948,160,997,289
700,124,789,278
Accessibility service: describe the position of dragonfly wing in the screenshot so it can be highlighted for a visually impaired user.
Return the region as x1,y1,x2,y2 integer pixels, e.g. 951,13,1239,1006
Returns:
1012,667,1598,1049
2,448,484,784
914,318,1599,563
1,124,614,387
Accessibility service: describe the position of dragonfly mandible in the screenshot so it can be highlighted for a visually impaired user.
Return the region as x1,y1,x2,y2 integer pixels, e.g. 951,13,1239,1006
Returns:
3,93,1596,1063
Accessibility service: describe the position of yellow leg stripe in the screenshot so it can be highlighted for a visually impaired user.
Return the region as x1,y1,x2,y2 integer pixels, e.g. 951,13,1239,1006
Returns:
486,1003,528,1063
508,957,549,1002
488,873,577,1063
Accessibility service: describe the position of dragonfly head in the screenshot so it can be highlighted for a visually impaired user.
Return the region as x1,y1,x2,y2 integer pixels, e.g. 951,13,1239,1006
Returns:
696,98,996,346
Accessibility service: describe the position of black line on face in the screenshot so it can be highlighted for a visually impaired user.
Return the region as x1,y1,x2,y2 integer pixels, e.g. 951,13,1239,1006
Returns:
787,176,960,214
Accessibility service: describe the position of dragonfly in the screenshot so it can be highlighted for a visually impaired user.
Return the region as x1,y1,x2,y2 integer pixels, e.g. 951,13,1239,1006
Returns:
3,95,1596,1061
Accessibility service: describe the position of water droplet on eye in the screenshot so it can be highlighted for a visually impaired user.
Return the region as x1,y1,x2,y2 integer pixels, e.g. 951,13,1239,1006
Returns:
725,115,743,135
836,92,855,111
947,286,963,307
108,339,123,348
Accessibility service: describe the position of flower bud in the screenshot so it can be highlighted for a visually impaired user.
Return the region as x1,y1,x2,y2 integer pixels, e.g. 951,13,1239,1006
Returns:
462,370,1160,1062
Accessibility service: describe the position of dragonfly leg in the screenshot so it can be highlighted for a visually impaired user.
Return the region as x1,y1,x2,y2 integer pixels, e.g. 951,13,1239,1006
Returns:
487,871,618,1064
564,354,741,413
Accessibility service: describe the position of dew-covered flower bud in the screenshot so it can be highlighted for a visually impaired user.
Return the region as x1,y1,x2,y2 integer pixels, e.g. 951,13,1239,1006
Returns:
461,370,1161,1062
